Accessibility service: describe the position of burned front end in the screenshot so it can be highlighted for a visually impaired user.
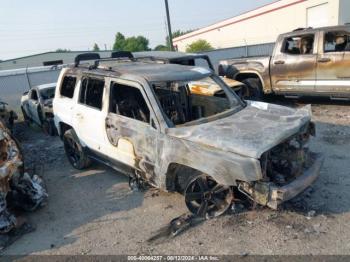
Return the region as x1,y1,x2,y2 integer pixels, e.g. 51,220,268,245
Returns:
238,122,324,209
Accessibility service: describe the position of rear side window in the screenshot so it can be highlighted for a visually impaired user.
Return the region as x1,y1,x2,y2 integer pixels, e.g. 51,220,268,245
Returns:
60,76,77,98
324,31,350,52
79,78,105,110
109,82,150,124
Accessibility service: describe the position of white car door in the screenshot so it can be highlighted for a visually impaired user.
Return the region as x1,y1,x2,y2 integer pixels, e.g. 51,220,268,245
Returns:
54,75,79,134
73,76,107,153
103,79,159,175
27,89,41,124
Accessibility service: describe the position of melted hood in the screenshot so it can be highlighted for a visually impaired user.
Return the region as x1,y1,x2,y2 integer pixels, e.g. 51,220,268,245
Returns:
166,101,312,159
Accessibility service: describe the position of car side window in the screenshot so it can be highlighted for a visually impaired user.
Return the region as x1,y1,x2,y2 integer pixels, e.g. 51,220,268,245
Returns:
109,82,150,124
324,31,350,52
30,90,38,101
282,34,314,55
60,76,77,98
79,78,105,110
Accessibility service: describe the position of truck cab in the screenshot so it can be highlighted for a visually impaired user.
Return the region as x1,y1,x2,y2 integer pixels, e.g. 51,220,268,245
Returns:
220,25,350,100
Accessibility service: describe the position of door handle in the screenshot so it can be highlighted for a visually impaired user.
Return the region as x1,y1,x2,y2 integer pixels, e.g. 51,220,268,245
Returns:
76,113,84,120
274,60,285,65
318,58,331,63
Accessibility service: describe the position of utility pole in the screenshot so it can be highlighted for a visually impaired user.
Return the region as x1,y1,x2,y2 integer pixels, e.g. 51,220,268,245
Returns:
164,0,174,51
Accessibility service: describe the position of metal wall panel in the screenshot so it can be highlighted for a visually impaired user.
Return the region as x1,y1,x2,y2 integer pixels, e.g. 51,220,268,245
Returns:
202,42,275,72
0,67,61,109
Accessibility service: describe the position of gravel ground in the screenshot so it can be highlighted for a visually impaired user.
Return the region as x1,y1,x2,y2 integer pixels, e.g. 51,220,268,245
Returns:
2,99,350,255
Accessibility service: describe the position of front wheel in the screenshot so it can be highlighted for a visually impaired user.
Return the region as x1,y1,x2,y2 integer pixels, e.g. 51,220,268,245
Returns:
184,175,233,218
63,129,91,170
21,107,31,126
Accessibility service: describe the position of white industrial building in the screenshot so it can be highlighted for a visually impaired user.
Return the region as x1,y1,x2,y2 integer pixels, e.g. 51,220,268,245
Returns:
0,51,113,71
174,0,350,51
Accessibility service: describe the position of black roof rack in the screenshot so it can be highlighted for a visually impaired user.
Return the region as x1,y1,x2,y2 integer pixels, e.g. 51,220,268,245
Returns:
73,52,214,72
111,51,134,59
133,54,214,70
74,53,101,67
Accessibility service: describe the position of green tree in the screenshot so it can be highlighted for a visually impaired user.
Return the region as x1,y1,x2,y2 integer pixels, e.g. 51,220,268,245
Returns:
93,43,100,51
113,32,126,51
113,32,150,52
55,48,71,52
154,45,168,51
186,39,213,53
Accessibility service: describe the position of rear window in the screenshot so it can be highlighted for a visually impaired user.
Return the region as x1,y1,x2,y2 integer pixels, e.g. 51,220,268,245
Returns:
60,76,77,98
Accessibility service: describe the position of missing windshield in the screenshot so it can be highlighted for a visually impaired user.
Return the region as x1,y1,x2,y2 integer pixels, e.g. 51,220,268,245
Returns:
152,76,238,126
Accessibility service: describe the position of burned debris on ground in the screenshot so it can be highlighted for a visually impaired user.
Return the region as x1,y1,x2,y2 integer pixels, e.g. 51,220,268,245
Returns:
0,120,48,251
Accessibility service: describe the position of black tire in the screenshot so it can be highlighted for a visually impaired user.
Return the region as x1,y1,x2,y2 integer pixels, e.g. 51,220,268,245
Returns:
21,107,31,126
43,120,56,136
184,174,233,218
63,129,91,170
241,78,264,101
37,106,44,125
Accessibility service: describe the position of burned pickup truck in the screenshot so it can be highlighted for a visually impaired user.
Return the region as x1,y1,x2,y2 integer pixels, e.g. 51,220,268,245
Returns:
219,25,350,100
53,54,323,218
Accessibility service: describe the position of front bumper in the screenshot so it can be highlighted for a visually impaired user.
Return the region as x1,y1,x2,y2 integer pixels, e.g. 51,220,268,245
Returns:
239,152,324,209
267,153,324,209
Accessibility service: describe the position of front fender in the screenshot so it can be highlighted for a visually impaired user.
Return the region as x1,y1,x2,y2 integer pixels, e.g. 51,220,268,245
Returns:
158,136,263,188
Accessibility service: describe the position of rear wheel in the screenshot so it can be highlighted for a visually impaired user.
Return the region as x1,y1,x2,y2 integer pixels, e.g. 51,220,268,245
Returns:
63,129,91,170
241,78,264,101
185,175,233,218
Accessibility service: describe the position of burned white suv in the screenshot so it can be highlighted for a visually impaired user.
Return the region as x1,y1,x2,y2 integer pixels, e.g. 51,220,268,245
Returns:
53,53,324,218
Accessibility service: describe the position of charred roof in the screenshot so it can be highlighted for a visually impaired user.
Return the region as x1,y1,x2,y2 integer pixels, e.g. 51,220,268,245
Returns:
72,61,213,82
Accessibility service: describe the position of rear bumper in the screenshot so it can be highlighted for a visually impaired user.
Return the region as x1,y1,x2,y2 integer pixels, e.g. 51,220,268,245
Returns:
267,153,324,209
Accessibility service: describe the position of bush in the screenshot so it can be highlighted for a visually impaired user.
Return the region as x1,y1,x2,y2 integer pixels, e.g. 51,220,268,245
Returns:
186,39,213,53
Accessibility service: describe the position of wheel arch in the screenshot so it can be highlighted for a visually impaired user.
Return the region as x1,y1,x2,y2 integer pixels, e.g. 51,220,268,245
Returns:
164,162,239,193
235,72,264,89
58,122,73,138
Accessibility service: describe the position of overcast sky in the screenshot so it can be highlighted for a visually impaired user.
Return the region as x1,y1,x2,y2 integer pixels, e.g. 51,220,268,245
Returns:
0,0,275,60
